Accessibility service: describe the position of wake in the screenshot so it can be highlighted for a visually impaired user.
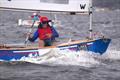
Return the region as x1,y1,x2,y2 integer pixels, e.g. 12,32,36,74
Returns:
23,48,120,67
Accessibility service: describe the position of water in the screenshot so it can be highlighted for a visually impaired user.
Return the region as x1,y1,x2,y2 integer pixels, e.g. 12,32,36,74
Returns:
0,1,120,80
0,50,120,80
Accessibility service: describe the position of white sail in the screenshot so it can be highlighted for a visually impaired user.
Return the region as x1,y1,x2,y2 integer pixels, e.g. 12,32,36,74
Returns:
0,0,90,13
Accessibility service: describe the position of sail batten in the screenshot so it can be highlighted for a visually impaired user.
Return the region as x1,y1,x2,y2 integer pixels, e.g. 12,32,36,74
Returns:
0,0,90,13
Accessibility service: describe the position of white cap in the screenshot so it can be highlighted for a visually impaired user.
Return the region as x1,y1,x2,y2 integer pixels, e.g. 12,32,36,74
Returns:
33,12,37,16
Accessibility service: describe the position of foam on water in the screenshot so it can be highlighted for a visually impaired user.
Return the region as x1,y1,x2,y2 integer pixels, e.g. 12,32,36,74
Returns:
23,49,100,67
101,50,120,60
21,48,120,67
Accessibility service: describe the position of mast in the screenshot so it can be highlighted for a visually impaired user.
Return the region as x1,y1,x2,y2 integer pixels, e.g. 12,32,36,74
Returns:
89,0,93,39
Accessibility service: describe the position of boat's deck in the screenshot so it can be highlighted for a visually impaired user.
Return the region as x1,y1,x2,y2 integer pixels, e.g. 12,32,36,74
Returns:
0,39,94,50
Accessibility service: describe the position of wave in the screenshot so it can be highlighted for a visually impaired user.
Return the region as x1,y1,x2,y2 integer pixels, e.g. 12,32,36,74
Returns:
22,48,120,67
23,49,100,67
0,48,119,67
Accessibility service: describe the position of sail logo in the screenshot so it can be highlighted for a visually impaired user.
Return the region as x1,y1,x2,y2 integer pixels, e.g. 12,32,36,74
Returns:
80,4,86,9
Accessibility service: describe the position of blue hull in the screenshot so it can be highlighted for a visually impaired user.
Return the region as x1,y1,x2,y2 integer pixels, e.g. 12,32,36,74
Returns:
0,49,39,61
87,39,111,54
0,38,111,61
58,38,111,55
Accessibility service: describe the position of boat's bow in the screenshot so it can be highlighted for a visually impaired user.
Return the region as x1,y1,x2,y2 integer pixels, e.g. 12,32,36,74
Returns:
87,38,111,54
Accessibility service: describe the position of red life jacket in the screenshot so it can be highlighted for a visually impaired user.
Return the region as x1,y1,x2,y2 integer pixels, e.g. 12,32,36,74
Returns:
38,26,52,40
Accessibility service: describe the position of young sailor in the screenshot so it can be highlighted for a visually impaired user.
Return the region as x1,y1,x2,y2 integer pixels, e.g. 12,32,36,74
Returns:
30,12,41,21
29,16,53,47
29,16,59,44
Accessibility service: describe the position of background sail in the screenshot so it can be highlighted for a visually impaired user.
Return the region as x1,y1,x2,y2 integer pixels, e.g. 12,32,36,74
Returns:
0,0,90,13
40,0,69,4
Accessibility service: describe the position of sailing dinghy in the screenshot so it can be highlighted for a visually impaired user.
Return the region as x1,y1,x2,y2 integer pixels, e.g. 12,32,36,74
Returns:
0,0,111,61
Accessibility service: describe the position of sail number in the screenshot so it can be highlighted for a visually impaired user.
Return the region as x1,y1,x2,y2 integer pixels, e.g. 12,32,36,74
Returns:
80,4,86,9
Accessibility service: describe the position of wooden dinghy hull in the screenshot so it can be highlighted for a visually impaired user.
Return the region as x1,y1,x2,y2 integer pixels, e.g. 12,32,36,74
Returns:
0,38,111,61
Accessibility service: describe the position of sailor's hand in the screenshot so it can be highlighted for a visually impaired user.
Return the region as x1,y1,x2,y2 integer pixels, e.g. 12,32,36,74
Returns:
26,32,32,38
28,32,32,35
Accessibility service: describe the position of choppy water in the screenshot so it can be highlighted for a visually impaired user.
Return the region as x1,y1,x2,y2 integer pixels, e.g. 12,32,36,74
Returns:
0,1,120,80
0,50,120,80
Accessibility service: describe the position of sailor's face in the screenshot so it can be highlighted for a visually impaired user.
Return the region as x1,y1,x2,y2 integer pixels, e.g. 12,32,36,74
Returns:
42,23,47,28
